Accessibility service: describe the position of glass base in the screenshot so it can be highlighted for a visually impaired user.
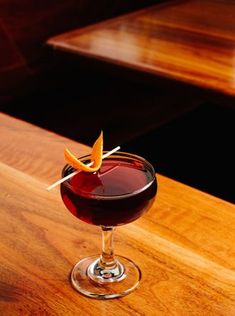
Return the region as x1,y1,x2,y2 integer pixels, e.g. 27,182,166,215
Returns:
70,255,141,299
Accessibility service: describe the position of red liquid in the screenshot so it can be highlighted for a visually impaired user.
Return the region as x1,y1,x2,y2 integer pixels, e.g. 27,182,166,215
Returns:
61,158,157,226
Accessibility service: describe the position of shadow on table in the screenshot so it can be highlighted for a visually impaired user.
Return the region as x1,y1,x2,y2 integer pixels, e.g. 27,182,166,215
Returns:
123,103,235,204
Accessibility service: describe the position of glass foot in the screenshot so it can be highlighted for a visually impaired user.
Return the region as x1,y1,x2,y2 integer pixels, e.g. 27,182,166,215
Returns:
70,255,141,299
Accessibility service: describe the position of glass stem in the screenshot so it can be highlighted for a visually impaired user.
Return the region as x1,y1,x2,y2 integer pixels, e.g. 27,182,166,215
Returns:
87,226,124,283
100,226,117,269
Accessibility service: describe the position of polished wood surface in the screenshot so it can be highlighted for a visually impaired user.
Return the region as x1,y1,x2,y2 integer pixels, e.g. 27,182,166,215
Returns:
48,0,235,97
0,113,235,315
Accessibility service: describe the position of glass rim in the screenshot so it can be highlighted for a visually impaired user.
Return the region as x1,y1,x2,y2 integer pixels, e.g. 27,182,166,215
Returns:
61,151,156,200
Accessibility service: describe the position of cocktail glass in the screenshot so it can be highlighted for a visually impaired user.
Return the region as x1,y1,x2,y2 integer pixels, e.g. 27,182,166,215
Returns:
60,152,157,299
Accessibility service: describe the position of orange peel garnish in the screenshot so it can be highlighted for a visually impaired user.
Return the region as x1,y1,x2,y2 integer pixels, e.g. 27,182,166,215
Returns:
64,131,103,172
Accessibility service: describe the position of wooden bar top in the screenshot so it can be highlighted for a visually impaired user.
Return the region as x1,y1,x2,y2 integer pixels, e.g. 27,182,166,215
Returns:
0,113,235,315
48,0,235,97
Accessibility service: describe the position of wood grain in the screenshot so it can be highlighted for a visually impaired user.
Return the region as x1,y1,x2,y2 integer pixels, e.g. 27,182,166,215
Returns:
48,0,235,97
0,112,235,315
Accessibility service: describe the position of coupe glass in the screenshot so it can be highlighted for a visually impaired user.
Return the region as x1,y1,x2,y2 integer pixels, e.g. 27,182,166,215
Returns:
60,152,157,299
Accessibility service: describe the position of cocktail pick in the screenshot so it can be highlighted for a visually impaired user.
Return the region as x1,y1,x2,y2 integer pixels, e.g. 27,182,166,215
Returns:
46,146,121,191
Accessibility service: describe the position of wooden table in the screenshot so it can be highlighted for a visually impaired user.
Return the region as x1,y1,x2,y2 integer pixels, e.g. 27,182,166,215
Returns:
0,112,235,315
47,0,235,97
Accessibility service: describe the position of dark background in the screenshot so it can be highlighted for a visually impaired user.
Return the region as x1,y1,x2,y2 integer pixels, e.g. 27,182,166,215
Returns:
1,0,234,203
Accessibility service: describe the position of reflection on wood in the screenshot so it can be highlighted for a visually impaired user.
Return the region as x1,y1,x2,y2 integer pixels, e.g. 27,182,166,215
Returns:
48,0,235,96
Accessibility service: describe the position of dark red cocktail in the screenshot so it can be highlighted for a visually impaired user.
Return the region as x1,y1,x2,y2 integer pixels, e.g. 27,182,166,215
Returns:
60,152,157,299
61,156,157,226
